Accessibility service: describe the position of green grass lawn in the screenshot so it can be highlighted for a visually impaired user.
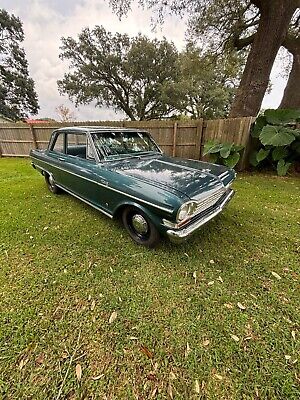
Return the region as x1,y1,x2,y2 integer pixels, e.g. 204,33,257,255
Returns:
0,158,299,400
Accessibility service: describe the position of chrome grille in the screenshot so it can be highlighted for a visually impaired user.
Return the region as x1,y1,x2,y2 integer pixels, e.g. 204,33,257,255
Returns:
193,187,227,215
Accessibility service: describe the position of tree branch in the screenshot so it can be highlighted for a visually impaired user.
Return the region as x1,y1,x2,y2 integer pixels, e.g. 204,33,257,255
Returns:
233,33,256,50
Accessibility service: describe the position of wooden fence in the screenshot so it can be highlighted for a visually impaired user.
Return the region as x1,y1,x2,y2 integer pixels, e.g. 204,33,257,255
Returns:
0,117,255,169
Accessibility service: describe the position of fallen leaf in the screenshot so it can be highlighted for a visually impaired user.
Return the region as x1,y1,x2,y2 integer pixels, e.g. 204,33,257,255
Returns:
224,303,233,309
75,364,82,381
19,358,26,370
91,300,96,311
214,374,223,380
291,330,296,340
147,373,157,381
185,342,191,358
271,271,282,280
217,276,223,283
35,353,44,365
208,281,214,286
193,271,197,283
195,379,200,394
129,336,139,340
230,334,240,342
109,311,117,324
203,339,210,347
237,302,246,310
285,355,291,360
209,259,215,264
150,387,158,398
167,383,173,399
140,345,153,359
169,371,176,380
92,374,104,380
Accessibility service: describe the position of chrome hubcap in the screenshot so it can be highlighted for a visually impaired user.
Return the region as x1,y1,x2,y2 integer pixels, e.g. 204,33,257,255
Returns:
132,214,148,235
49,174,55,186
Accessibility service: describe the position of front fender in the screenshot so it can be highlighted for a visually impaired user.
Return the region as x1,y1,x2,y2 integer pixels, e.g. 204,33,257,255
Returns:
113,200,168,235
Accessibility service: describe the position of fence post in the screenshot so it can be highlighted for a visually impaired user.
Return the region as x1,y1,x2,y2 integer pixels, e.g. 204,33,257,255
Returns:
29,124,38,149
199,120,207,160
172,122,178,157
195,120,204,160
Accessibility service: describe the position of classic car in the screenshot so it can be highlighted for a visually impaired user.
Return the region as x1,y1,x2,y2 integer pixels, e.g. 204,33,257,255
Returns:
30,126,236,247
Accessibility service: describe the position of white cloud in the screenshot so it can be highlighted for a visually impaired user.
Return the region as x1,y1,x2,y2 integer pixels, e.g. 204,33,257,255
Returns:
3,0,289,120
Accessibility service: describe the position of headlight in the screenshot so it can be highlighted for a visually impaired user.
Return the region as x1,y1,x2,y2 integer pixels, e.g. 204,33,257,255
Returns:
176,201,198,222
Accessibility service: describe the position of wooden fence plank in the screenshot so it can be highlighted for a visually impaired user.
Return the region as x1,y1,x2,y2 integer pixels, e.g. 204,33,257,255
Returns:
172,122,178,157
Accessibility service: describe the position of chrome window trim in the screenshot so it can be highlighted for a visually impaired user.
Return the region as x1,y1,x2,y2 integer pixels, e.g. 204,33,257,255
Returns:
32,158,174,214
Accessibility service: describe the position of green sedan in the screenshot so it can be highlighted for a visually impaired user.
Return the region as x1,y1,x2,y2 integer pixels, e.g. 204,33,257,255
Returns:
30,126,236,247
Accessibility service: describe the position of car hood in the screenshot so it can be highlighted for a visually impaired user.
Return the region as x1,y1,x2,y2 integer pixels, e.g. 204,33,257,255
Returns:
109,155,235,199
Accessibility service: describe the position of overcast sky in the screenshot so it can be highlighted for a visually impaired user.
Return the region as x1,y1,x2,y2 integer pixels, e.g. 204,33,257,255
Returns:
3,0,290,121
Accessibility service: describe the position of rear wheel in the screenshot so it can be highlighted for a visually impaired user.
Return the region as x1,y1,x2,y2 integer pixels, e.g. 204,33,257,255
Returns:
45,174,61,194
122,207,161,248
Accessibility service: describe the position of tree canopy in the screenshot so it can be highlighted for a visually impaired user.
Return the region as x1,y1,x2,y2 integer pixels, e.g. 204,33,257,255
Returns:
175,46,242,119
0,9,39,120
58,27,181,120
58,26,240,120
109,0,300,116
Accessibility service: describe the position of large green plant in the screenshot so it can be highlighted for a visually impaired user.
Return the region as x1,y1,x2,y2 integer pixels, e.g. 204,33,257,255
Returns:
250,109,300,176
203,141,244,168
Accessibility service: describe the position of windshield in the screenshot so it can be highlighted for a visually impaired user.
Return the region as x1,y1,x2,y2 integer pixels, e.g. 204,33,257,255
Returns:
91,131,160,159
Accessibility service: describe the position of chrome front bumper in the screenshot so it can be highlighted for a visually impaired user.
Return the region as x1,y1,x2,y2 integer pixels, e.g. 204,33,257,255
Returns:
167,189,235,243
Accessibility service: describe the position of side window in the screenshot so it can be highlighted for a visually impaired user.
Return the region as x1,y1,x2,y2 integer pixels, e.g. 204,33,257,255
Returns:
66,133,95,161
51,133,65,153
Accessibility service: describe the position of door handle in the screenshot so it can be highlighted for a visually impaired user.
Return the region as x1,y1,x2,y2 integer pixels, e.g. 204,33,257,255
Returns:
58,157,65,162
99,179,108,186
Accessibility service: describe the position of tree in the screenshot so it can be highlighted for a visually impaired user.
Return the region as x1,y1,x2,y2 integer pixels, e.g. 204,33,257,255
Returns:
55,104,76,122
58,27,182,120
189,1,300,111
279,13,300,109
175,46,242,119
0,9,39,120
109,0,300,117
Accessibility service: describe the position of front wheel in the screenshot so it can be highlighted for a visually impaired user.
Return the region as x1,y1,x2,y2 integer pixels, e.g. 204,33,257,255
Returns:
45,174,61,194
122,207,161,248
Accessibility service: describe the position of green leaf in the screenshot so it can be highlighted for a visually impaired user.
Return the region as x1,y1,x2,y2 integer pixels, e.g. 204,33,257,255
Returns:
249,151,259,167
272,147,289,161
208,153,219,163
223,152,240,168
219,143,233,159
203,141,223,156
256,148,270,163
277,159,292,176
264,109,300,125
251,115,267,137
292,129,300,138
259,125,296,147
232,144,244,152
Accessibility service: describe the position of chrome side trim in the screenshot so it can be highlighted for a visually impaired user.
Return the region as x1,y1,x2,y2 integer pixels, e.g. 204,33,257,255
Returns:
55,183,113,218
166,189,235,243
31,157,174,214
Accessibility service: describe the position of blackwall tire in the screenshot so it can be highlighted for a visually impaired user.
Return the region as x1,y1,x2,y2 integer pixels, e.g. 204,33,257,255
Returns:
122,206,161,248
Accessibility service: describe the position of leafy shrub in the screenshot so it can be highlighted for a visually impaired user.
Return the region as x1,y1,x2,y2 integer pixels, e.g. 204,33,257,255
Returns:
203,141,244,168
250,109,300,176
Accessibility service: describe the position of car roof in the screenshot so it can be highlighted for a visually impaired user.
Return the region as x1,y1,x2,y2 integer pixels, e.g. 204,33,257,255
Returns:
55,126,147,133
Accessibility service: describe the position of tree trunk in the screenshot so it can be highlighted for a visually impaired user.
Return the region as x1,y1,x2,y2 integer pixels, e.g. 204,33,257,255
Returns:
230,0,299,117
279,36,300,109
